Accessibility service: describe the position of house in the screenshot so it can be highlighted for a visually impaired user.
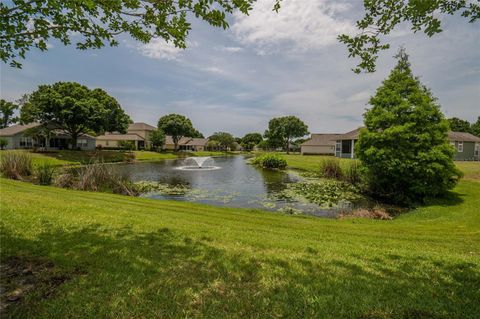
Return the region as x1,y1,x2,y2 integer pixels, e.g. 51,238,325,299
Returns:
95,122,156,149
334,127,363,159
0,123,96,150
448,131,480,161
333,127,480,160
164,136,209,151
300,134,340,155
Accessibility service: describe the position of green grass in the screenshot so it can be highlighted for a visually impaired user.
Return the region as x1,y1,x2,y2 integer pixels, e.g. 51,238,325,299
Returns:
133,151,178,161
1,154,479,317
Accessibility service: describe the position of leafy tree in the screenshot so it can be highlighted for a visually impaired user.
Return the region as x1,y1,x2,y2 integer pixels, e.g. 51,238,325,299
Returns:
150,130,166,151
0,99,19,128
241,133,263,151
264,116,309,154
21,82,131,149
208,132,236,151
0,0,281,68
339,0,480,73
190,128,204,138
0,138,8,150
157,114,195,152
356,48,460,204
448,117,472,133
470,117,480,137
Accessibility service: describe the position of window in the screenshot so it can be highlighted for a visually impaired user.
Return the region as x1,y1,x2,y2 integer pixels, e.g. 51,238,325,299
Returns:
19,137,33,148
457,141,463,153
77,139,88,148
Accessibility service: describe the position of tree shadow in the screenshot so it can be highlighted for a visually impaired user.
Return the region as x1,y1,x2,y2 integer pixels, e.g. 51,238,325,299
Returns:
1,224,478,318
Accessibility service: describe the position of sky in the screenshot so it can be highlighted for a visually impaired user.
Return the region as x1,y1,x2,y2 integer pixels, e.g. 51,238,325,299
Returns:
1,0,479,137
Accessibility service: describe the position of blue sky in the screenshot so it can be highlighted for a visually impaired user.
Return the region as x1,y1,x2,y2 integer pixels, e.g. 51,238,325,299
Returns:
1,0,479,137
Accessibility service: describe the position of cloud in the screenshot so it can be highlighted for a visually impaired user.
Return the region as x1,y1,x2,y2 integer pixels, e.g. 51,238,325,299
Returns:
232,0,355,54
137,39,183,60
215,46,244,53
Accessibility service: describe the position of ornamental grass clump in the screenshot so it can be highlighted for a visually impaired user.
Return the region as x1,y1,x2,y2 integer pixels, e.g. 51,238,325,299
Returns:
343,160,362,185
36,163,56,185
251,154,287,169
318,157,343,179
0,151,33,180
55,161,138,196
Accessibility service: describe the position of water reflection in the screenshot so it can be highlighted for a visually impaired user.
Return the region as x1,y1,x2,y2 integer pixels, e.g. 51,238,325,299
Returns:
110,156,335,217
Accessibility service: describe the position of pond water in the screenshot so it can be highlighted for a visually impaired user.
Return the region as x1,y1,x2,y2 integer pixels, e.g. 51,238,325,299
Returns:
111,156,342,217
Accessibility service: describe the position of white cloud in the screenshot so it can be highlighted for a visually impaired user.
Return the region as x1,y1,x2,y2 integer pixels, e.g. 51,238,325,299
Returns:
138,39,183,60
215,46,244,53
232,0,355,54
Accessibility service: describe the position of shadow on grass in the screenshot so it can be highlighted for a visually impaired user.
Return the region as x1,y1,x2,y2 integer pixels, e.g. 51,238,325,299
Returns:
1,224,479,318
422,189,466,208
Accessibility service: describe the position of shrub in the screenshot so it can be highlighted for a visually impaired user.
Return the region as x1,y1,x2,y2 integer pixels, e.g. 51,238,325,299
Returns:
36,163,56,185
124,152,136,163
56,161,137,196
0,151,33,179
0,138,8,150
318,158,343,179
251,154,287,169
118,140,136,150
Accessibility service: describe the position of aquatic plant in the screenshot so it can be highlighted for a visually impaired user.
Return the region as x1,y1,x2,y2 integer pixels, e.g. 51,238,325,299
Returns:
250,154,287,169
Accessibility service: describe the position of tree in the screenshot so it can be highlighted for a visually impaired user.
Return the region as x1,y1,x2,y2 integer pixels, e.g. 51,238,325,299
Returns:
118,140,136,150
150,130,166,151
264,116,309,154
0,138,8,150
356,48,460,204
470,117,480,137
157,114,195,152
191,128,204,138
208,132,236,151
21,82,131,149
0,99,19,128
339,0,480,73
448,117,472,133
241,133,263,151
1,0,281,68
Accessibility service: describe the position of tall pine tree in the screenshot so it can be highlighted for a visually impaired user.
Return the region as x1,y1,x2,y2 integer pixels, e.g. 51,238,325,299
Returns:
356,48,461,204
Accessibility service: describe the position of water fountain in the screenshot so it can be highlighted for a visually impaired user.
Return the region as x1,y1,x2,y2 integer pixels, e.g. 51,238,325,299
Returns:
176,157,221,171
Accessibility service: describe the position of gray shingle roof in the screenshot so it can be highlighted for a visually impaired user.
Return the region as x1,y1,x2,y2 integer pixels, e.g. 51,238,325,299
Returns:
301,134,340,146
128,122,156,131
448,131,480,142
0,123,40,136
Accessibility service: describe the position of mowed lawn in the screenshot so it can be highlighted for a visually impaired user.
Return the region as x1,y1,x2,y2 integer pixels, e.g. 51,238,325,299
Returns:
0,157,479,318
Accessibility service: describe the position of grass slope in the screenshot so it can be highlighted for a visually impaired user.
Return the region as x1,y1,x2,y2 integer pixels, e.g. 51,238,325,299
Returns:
1,174,479,318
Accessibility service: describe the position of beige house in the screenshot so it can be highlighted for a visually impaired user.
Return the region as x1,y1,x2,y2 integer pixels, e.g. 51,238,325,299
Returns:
300,134,340,155
164,136,209,151
96,122,156,149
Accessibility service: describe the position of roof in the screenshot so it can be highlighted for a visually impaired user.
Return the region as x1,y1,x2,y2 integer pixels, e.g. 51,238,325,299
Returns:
185,138,209,146
448,131,480,142
0,123,40,136
301,134,340,146
128,122,156,131
96,133,145,141
335,127,364,140
165,135,192,145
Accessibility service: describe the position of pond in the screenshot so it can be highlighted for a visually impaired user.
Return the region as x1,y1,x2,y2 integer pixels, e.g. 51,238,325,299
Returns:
111,156,348,217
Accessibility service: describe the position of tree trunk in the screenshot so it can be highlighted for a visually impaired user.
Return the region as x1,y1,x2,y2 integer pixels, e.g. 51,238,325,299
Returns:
286,139,290,154
71,133,78,150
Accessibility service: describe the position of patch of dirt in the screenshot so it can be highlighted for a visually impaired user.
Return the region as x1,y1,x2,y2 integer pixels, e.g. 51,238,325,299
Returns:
0,256,78,317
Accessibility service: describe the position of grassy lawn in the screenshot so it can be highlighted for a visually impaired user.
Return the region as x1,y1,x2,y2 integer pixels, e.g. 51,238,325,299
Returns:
1,156,479,318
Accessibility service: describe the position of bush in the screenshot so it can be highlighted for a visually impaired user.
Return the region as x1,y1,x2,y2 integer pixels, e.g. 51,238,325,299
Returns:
251,154,287,169
56,161,138,196
0,138,8,150
319,158,343,179
0,151,33,179
118,140,136,150
36,163,56,185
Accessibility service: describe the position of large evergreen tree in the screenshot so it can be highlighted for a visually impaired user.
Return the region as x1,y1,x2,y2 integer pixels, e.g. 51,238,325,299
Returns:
448,117,472,133
356,48,460,204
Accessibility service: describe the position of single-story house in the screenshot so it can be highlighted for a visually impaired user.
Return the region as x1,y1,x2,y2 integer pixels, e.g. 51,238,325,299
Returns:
95,122,157,149
448,131,480,161
300,134,340,155
0,123,96,150
334,127,363,159
333,127,480,160
164,136,209,151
